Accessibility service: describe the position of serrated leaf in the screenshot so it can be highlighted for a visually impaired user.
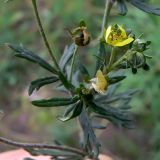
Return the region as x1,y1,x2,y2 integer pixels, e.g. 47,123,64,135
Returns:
79,108,100,159
32,96,79,107
128,0,160,16
59,102,83,122
117,0,128,15
29,76,59,95
7,43,58,74
59,43,75,71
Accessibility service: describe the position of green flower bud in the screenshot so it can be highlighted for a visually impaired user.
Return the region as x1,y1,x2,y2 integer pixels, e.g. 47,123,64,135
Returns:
132,38,151,52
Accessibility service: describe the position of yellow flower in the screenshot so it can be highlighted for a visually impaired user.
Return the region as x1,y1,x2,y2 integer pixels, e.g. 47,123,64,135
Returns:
105,24,134,47
90,70,107,94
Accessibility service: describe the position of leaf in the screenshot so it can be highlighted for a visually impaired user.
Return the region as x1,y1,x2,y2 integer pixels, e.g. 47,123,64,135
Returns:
95,42,106,74
29,76,59,95
95,89,138,104
76,62,90,82
58,71,75,91
117,0,128,15
79,108,100,159
108,75,126,84
7,43,58,74
23,158,36,160
128,0,160,16
25,148,82,160
32,96,79,107
59,43,75,71
59,102,83,122
79,20,86,27
91,102,134,129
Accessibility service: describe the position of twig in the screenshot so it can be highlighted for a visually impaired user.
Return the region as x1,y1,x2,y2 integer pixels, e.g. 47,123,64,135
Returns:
100,0,114,40
31,0,60,71
0,136,87,157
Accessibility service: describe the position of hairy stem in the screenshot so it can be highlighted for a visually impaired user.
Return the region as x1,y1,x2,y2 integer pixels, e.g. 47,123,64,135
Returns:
0,136,86,157
69,44,78,82
31,0,60,71
100,0,114,40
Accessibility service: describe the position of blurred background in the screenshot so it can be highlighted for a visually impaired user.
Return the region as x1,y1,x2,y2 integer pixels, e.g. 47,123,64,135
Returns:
0,0,160,159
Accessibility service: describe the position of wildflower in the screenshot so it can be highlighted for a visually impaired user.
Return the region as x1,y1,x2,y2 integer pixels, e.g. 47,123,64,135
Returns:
105,24,134,47
90,70,107,94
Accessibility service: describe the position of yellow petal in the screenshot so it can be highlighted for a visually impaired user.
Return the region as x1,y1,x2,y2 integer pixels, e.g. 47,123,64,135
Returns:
105,26,112,40
96,70,107,92
118,25,127,38
115,37,134,47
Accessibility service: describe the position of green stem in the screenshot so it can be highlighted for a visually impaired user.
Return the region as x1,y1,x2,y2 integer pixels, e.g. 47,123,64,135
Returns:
110,55,127,70
31,0,60,71
69,45,78,82
100,0,114,40
107,47,117,72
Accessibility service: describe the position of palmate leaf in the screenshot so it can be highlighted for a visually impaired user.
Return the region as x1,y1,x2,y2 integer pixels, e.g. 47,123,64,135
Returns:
29,76,59,96
91,102,134,129
95,89,138,104
127,0,160,15
79,108,100,159
7,43,58,74
58,101,83,122
32,96,79,107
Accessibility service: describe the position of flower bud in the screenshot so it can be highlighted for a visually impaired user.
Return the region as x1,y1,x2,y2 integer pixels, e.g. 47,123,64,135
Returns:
132,38,151,52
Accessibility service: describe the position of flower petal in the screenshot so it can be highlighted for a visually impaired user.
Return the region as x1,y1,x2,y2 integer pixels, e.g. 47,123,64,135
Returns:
115,37,134,47
105,26,112,40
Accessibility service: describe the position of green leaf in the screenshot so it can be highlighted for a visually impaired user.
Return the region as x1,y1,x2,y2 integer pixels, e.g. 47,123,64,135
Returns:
117,0,128,15
32,96,79,107
79,108,100,159
79,20,86,27
58,72,75,91
23,158,36,160
108,75,126,84
59,102,83,122
25,148,78,157
128,0,160,16
95,42,106,75
59,43,75,71
29,76,59,96
7,43,58,74
91,102,134,129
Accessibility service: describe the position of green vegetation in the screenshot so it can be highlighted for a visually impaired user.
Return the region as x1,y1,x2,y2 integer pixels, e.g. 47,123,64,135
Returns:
0,0,160,159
